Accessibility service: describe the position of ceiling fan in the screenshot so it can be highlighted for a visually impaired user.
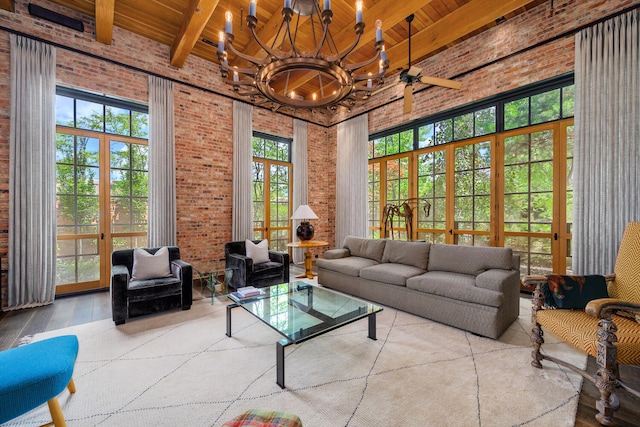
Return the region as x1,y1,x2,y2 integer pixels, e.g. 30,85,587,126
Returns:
373,14,462,114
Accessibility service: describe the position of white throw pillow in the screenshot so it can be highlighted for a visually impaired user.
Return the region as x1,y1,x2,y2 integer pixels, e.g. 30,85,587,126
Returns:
131,247,172,280
245,239,270,264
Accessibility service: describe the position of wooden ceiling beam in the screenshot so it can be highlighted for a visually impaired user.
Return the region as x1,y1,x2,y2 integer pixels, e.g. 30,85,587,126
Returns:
95,0,115,45
384,0,539,75
170,0,219,68
0,0,14,13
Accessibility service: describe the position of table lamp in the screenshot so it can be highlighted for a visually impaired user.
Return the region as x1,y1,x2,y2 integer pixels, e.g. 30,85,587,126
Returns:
291,205,319,241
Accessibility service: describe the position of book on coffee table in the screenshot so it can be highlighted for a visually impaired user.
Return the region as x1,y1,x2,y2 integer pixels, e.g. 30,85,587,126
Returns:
232,286,263,300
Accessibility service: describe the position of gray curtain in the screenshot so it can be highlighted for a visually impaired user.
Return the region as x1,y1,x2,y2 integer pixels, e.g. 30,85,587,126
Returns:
573,9,640,274
8,35,57,309
335,114,369,248
292,119,308,263
147,76,176,247
232,101,254,241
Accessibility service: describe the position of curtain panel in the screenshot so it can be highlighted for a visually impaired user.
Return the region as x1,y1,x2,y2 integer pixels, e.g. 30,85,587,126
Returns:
147,76,177,247
335,114,368,248
7,35,57,309
573,9,640,274
292,119,308,263
232,101,254,241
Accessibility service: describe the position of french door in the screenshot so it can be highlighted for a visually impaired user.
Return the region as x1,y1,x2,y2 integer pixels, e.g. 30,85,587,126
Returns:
252,159,292,252
55,127,148,294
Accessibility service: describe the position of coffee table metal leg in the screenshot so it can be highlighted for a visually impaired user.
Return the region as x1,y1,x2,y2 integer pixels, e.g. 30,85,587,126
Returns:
277,339,292,389
368,313,377,340
226,303,238,337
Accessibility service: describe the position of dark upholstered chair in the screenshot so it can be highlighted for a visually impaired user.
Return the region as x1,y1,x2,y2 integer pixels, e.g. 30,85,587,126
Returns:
224,240,289,290
111,246,192,325
524,222,640,426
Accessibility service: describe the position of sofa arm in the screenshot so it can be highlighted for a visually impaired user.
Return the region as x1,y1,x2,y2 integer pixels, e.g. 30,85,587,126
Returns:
586,298,640,319
476,269,520,293
323,248,351,259
172,259,193,309
226,253,251,290
111,264,129,324
269,250,289,265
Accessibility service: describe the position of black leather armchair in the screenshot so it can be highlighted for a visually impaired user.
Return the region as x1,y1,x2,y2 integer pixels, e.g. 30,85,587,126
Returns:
111,246,192,325
224,240,289,290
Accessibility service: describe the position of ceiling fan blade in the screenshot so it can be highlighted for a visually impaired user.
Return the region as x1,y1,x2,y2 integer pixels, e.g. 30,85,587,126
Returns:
418,75,462,90
371,80,401,96
403,85,413,114
407,66,421,77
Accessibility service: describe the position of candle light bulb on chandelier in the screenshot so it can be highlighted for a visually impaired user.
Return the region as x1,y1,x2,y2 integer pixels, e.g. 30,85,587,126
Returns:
355,1,363,23
375,19,383,42
225,11,233,34
249,0,257,17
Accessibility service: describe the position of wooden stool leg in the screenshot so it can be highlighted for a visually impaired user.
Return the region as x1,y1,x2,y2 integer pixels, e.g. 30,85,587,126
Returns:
46,398,67,427
67,379,76,394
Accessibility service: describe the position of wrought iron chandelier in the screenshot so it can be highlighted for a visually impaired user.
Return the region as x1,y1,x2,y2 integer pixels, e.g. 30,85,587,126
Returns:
217,0,389,112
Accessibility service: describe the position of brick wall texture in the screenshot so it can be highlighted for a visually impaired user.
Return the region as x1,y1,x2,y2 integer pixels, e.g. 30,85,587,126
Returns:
0,0,637,306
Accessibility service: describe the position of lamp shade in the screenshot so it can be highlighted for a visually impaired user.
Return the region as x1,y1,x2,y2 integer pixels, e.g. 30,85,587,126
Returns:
290,205,318,220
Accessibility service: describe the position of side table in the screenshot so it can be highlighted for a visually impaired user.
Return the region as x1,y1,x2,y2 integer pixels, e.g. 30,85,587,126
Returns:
286,240,328,279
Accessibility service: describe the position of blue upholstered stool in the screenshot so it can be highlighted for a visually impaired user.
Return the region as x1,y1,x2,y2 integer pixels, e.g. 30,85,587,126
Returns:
0,335,79,426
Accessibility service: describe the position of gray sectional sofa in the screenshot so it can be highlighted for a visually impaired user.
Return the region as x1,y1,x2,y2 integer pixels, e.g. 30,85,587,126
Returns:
316,236,521,339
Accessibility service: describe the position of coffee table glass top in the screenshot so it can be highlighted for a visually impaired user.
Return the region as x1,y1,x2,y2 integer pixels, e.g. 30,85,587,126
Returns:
228,281,382,344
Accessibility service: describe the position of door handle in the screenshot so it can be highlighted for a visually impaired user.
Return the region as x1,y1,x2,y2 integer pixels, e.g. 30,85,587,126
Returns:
553,233,558,240
101,233,104,240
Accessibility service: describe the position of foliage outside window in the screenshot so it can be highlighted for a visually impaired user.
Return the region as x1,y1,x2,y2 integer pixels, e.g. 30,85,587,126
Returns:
252,133,292,252
55,88,149,288
367,76,575,276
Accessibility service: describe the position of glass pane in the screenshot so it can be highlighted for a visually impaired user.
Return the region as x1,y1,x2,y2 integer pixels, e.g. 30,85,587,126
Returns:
562,85,575,118
531,89,560,124
504,98,529,130
76,100,104,131
106,106,131,136
77,254,100,282
110,141,130,169
385,134,399,155
56,95,75,126
132,144,149,171
399,130,413,152
56,257,76,285
132,111,149,138
76,166,99,195
76,195,99,225
418,123,434,148
434,119,452,144
373,138,385,158
132,198,148,224
474,106,496,136
453,113,473,141
131,171,148,196
77,137,99,166
504,134,529,165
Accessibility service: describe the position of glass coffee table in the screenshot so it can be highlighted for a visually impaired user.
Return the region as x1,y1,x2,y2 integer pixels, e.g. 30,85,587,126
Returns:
226,281,382,388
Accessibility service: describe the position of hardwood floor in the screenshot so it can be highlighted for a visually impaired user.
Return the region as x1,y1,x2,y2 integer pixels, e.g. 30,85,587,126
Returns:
1,285,638,426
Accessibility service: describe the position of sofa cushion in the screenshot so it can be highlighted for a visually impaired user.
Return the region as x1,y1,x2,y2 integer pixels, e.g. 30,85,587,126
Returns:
360,263,425,286
381,240,430,269
343,236,386,262
428,244,513,276
316,256,379,277
406,271,504,307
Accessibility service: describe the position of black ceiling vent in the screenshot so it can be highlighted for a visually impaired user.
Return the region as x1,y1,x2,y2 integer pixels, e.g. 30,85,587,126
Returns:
28,3,84,32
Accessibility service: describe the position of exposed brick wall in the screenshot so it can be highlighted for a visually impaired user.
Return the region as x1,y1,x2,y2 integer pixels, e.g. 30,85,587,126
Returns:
0,0,637,306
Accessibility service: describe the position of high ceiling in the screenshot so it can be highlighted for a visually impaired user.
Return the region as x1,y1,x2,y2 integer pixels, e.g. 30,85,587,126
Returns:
4,0,547,99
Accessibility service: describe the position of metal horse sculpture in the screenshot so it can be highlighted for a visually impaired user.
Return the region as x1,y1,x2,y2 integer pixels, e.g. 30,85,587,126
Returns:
382,198,431,240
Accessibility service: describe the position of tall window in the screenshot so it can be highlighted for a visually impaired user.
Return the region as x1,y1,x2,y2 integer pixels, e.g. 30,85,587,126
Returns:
252,132,292,252
55,87,148,293
368,75,574,276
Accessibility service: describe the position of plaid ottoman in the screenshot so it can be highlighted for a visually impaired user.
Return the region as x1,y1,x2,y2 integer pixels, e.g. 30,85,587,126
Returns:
222,409,302,427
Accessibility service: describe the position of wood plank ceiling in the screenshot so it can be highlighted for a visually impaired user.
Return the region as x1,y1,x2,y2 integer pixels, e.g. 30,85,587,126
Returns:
6,0,547,100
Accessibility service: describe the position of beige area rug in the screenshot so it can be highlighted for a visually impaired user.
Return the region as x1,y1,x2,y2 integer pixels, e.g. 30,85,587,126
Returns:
6,291,587,427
